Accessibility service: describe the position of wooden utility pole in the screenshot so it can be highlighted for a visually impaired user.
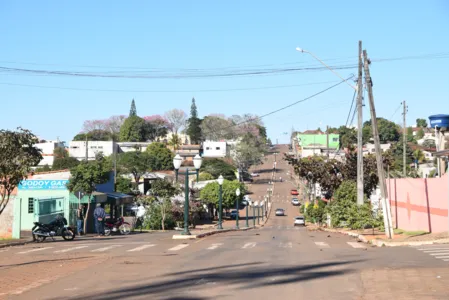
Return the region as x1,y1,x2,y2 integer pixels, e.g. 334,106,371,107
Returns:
363,49,394,239
85,135,88,161
326,125,330,158
357,41,364,206
402,100,407,176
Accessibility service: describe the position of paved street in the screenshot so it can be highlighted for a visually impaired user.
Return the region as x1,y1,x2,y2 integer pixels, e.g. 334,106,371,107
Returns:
2,146,449,299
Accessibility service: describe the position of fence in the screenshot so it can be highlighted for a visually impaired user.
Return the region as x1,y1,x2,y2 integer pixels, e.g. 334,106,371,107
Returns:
387,174,448,233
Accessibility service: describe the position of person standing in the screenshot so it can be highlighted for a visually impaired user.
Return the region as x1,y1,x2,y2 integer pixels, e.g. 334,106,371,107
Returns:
76,204,86,236
94,203,106,237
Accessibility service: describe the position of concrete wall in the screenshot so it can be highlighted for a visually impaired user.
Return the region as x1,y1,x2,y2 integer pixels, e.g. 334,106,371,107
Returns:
203,141,227,158
68,141,115,160
0,196,15,238
387,173,448,233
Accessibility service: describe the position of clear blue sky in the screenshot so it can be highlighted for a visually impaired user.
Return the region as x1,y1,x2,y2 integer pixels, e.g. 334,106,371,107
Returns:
1,0,448,144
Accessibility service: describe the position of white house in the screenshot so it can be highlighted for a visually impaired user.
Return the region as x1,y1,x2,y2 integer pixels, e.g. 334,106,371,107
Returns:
117,142,152,153
68,141,116,160
203,141,228,158
363,143,391,156
34,140,66,167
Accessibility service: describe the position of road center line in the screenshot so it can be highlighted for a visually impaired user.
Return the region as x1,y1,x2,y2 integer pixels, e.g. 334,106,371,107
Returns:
91,245,123,252
127,244,156,252
17,247,53,254
168,244,189,251
54,246,88,253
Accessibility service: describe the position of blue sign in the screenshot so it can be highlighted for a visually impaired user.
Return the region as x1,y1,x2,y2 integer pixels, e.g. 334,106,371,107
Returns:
18,180,69,190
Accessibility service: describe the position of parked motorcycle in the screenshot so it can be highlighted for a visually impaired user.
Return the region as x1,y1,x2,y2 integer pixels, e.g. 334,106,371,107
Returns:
104,216,131,236
32,214,76,242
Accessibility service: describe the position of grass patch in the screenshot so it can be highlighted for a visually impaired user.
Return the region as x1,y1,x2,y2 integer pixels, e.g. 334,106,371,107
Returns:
0,238,13,241
394,229,405,234
394,229,428,236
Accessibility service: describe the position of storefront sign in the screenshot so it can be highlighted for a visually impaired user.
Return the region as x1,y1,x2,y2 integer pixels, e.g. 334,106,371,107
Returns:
18,180,69,190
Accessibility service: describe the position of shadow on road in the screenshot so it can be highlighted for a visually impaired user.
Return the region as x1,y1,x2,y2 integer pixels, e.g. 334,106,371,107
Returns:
63,260,363,300
0,256,92,268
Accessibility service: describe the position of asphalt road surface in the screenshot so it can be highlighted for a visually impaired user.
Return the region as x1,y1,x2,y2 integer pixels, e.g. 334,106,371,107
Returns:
2,145,449,299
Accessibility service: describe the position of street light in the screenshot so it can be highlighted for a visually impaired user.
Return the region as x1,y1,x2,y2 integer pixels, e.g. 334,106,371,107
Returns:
193,154,202,182
295,47,357,91
173,154,203,235
235,188,241,229
173,154,182,182
261,200,265,221
245,199,250,228
217,175,224,230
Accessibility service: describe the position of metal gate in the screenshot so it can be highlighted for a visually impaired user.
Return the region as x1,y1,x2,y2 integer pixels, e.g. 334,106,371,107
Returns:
34,197,66,224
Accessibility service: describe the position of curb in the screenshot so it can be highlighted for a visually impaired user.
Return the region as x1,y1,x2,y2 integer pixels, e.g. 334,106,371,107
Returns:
0,240,33,249
313,227,449,247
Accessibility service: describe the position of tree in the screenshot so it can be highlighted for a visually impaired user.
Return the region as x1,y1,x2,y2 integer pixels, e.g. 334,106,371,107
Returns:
146,142,174,170
198,172,215,181
77,115,126,141
52,147,80,170
73,130,113,141
416,128,425,140
129,99,137,117
117,151,152,189
200,115,233,141
186,98,202,144
363,118,400,143
164,109,187,134
232,133,266,178
0,128,42,215
119,116,147,142
143,115,169,141
388,142,414,172
66,154,110,233
151,179,182,230
416,118,428,128
337,126,357,149
116,176,132,194
200,179,245,209
168,134,182,151
422,139,436,149
413,149,425,164
200,158,236,180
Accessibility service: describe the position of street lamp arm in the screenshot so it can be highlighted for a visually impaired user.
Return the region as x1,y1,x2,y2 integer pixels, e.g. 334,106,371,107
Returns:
296,48,357,91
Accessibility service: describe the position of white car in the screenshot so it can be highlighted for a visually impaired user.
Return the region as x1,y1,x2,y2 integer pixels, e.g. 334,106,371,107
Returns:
291,198,300,206
294,216,305,226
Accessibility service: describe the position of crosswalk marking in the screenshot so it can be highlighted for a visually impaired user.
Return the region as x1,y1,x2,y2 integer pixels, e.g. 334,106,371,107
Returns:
414,246,449,263
168,244,189,251
429,252,449,256
347,242,366,249
127,244,156,252
207,243,223,250
242,242,257,249
314,242,329,248
17,247,53,254
54,246,88,253
279,242,292,248
91,245,123,252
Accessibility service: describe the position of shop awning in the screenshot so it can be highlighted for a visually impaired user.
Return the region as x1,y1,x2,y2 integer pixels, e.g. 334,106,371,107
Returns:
106,192,134,205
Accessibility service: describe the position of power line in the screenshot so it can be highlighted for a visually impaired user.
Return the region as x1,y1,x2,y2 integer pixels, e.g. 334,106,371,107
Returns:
0,80,339,93
389,102,403,121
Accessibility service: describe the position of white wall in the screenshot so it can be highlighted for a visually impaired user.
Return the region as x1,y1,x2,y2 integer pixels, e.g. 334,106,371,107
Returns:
68,141,115,160
34,141,65,166
203,141,227,158
117,142,152,153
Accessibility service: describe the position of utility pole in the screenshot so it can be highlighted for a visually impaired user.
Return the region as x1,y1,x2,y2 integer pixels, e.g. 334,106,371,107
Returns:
85,135,88,161
356,40,364,206
326,125,330,158
363,49,394,239
402,100,408,176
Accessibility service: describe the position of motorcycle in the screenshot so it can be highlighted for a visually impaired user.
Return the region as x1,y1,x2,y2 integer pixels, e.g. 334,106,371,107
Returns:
104,216,131,236
32,214,76,243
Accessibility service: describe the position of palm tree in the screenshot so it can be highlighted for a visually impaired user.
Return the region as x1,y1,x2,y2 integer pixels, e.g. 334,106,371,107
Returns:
413,149,425,163
168,134,182,151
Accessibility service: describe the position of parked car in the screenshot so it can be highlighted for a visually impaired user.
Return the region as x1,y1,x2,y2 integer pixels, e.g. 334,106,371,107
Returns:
230,210,239,219
291,189,299,196
291,198,300,206
294,216,305,226
275,208,285,216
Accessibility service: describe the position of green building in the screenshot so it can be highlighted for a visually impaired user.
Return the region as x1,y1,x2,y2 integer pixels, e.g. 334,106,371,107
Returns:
296,133,340,149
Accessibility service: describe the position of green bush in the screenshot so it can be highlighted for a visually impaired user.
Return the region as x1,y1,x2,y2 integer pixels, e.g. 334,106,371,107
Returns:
198,172,215,181
143,202,176,230
304,200,327,224
200,158,236,180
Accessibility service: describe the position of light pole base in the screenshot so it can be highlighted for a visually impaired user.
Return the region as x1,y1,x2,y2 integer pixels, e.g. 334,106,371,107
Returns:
217,223,223,230
181,229,191,236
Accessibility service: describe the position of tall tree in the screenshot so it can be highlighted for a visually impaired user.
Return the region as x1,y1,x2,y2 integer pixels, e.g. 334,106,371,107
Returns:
416,118,428,128
143,115,169,141
363,118,400,143
129,99,137,117
200,180,245,209
186,98,202,144
200,115,233,140
164,109,187,134
0,128,42,215
66,153,111,233
119,116,147,142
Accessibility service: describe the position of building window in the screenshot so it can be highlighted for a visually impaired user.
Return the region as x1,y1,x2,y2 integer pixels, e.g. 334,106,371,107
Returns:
206,147,210,150
28,198,34,214
98,146,103,149
216,147,220,150
332,138,338,142
91,146,97,149
71,146,79,149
